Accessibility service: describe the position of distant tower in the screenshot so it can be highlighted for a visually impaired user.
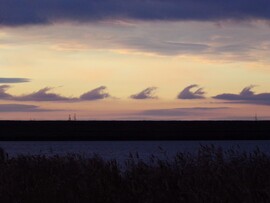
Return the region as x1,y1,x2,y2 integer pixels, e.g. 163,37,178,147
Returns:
73,113,77,121
255,113,258,121
68,114,71,121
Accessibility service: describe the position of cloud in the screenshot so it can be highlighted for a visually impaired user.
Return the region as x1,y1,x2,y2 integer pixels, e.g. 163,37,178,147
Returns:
177,85,205,99
80,86,110,100
119,38,211,56
0,85,112,102
130,87,157,100
0,78,30,83
134,107,229,119
0,85,13,100
1,0,270,26
0,86,75,102
0,104,50,112
213,85,270,105
18,87,76,101
2,20,270,61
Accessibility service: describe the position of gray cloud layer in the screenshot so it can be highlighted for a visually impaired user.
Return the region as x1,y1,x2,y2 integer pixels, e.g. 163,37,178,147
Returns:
177,84,205,99
130,87,157,100
0,85,110,102
0,78,30,83
2,20,269,62
0,104,50,112
1,0,270,26
213,85,270,105
139,107,228,118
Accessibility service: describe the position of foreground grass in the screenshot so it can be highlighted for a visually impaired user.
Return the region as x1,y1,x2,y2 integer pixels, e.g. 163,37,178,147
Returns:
0,145,270,202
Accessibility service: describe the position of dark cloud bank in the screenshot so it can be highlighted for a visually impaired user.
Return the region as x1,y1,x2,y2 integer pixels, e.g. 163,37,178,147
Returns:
0,85,110,102
1,0,270,26
213,85,270,105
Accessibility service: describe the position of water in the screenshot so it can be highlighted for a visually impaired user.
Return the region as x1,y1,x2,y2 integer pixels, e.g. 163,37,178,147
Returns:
0,141,270,162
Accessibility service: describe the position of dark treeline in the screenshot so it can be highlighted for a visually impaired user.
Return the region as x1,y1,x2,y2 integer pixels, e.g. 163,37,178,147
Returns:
0,145,270,202
0,121,270,140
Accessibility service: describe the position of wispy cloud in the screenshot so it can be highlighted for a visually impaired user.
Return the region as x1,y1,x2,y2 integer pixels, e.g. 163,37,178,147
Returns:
0,104,51,112
130,87,157,100
0,78,30,83
135,107,229,119
80,86,110,100
1,0,270,26
2,20,269,61
177,85,205,99
213,85,270,105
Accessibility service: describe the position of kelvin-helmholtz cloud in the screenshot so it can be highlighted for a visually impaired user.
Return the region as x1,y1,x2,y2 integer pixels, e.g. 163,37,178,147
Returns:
19,87,75,102
0,85,74,101
80,86,110,100
0,85,111,102
177,85,205,99
213,85,270,105
130,87,157,100
1,0,270,26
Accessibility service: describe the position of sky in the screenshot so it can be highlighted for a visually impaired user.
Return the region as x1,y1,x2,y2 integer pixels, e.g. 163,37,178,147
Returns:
1,0,270,120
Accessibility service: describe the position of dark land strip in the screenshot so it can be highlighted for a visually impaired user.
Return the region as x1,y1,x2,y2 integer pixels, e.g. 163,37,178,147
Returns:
0,121,269,140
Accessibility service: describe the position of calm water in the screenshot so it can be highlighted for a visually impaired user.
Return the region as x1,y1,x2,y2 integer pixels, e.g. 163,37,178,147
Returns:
0,141,270,162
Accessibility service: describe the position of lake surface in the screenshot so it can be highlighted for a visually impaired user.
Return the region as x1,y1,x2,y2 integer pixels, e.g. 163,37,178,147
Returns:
0,141,270,162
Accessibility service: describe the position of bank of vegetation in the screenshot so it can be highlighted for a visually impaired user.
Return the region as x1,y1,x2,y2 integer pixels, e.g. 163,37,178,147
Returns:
0,145,269,202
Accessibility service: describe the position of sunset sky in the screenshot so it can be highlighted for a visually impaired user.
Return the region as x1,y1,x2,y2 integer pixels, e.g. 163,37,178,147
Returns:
1,0,270,120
